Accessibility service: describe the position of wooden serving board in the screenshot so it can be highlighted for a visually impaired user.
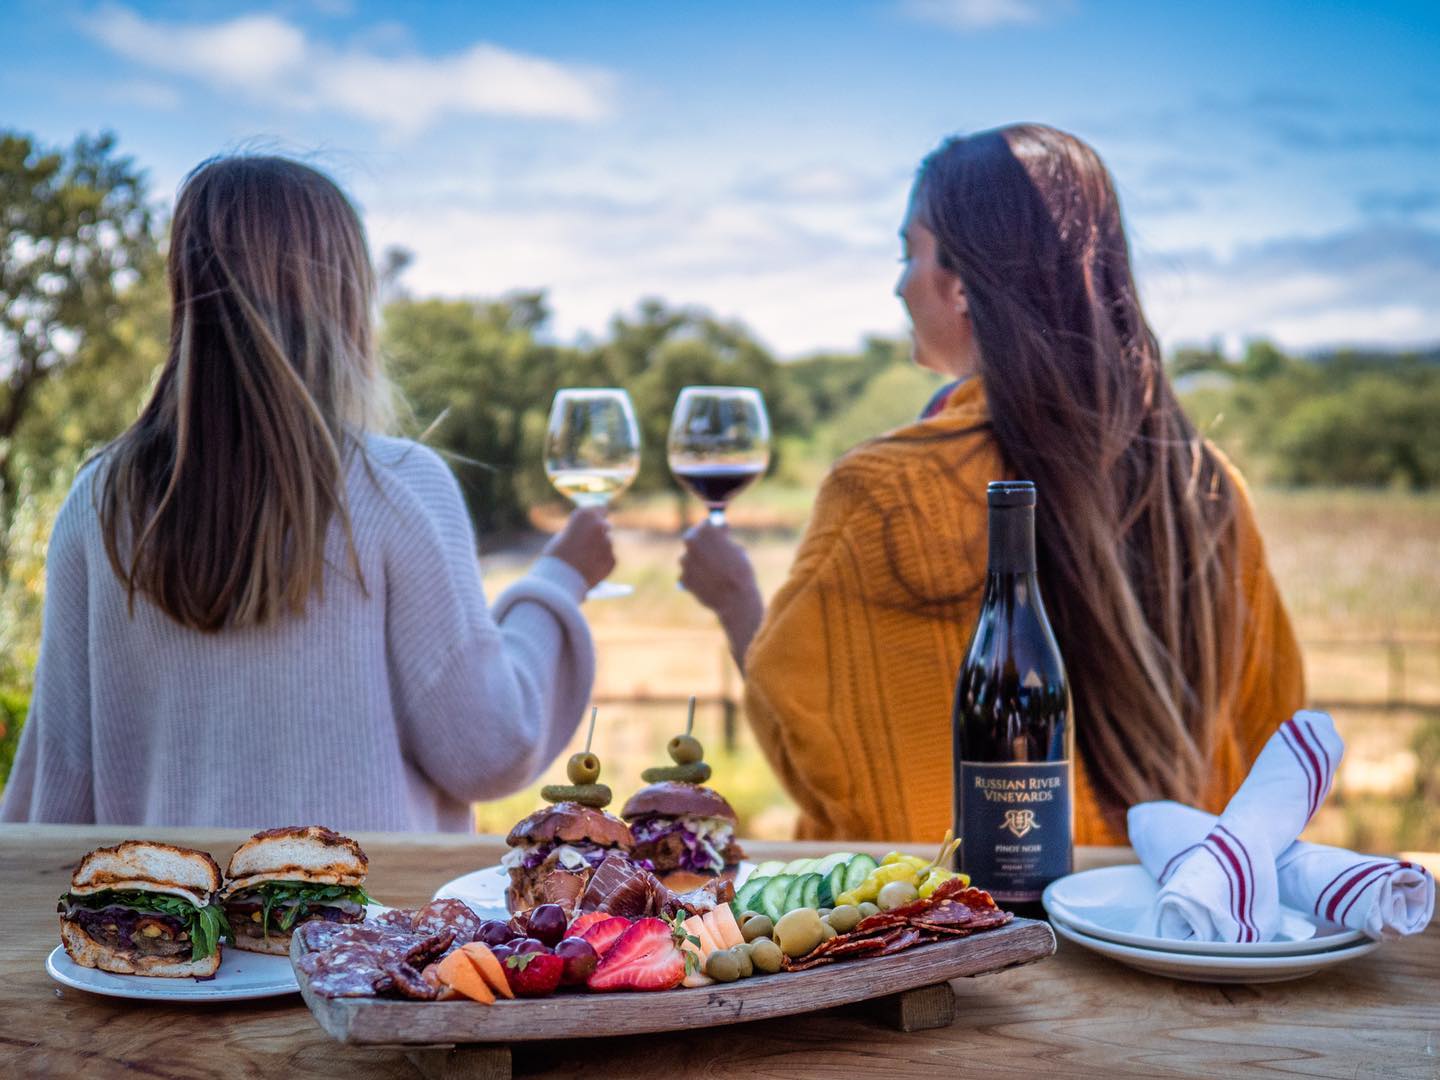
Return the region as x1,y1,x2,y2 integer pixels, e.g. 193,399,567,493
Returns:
292,916,1055,1046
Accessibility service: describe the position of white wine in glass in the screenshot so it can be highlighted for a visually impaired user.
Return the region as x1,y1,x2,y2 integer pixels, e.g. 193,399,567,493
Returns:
544,388,640,600
667,386,771,527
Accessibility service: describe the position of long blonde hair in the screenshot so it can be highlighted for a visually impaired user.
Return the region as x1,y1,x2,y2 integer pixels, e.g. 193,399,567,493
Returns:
911,125,1242,828
99,155,392,631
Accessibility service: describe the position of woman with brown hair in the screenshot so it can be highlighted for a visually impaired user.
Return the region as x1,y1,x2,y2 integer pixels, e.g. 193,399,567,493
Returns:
1,156,615,831
681,124,1304,844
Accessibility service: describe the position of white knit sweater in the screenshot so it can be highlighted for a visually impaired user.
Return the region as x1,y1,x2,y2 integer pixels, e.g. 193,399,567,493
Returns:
0,435,594,832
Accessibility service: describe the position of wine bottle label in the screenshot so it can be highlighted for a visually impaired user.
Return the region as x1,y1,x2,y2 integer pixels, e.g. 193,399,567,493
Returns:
958,760,1073,903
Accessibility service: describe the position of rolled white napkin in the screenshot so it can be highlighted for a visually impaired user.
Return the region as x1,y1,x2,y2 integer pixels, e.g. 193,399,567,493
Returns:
1130,800,1435,941
1147,710,1344,942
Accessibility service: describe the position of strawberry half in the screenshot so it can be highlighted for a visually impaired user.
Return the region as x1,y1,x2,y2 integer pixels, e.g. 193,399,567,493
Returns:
578,915,631,958
568,911,615,938
504,951,564,997
586,917,686,993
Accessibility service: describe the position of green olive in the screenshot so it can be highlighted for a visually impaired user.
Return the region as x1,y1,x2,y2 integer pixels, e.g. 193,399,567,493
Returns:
706,950,741,982
817,907,833,918
640,762,712,784
748,937,783,974
877,880,920,911
774,909,825,958
826,904,862,933
819,921,837,941
540,783,612,808
566,752,601,785
737,910,764,929
741,914,774,942
667,733,704,765
727,944,753,978
857,902,880,918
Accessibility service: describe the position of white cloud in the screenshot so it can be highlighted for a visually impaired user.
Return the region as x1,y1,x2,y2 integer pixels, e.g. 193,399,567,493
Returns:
83,4,613,134
898,0,1055,31
1141,225,1440,351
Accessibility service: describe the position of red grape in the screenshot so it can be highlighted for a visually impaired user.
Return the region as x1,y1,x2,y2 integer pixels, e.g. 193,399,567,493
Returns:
526,904,568,947
553,936,598,985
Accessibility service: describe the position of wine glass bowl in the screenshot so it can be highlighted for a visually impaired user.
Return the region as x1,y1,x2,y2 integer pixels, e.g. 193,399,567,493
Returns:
667,386,771,527
545,388,640,598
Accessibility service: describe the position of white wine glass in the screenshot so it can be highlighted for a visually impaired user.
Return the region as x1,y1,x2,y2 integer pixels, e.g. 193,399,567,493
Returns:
544,388,640,600
667,386,771,528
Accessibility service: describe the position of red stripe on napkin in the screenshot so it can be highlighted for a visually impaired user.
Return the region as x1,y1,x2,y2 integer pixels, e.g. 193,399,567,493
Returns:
1282,719,1324,822
1299,714,1335,804
1215,825,1259,942
1208,831,1256,942
1278,724,1318,821
1319,861,1388,922
1339,863,1396,924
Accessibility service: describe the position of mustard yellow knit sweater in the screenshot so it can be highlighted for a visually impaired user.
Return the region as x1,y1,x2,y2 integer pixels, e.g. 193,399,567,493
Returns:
743,378,1305,846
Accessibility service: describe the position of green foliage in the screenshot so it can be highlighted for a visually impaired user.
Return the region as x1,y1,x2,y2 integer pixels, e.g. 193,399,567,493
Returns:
383,292,581,534
383,295,803,533
0,130,156,562
1175,342,1440,489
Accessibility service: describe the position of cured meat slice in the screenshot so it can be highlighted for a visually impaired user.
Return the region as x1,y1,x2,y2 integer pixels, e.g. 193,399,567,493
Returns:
297,943,396,997
372,908,420,931
404,929,456,969
412,899,483,946
875,927,929,955
913,902,1011,930
296,920,423,955
384,956,439,1000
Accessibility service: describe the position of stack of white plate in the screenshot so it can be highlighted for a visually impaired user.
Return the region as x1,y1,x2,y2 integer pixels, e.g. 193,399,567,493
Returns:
1041,865,1381,983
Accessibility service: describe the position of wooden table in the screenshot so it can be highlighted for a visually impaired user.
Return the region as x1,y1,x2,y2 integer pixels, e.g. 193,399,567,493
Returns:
2,825,1436,1079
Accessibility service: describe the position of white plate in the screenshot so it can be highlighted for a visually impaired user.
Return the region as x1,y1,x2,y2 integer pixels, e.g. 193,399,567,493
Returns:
47,944,298,1001
433,861,756,913
1050,916,1382,983
45,905,391,1002
1043,865,1367,956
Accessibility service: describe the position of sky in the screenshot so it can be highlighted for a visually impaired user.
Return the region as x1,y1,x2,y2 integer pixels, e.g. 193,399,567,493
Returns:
3,0,1438,358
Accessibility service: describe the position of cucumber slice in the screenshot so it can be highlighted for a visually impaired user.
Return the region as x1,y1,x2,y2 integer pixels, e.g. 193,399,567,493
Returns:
782,874,809,913
753,860,786,878
802,874,822,909
821,863,849,907
734,877,768,915
780,858,816,876
842,853,879,892
813,852,854,875
760,875,795,922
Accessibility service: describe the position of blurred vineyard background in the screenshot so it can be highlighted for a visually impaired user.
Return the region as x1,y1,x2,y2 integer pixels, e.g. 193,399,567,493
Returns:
2,131,1438,852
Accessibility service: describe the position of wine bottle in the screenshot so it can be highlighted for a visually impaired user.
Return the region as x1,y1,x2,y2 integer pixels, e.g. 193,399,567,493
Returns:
953,481,1072,909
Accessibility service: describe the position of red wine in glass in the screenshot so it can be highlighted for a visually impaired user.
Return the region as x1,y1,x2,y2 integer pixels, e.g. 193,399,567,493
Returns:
671,462,764,509
667,387,771,527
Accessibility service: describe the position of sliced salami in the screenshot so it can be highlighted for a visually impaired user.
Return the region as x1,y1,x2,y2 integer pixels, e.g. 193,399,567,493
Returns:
296,920,425,955
297,943,395,998
411,899,483,946
372,908,420,931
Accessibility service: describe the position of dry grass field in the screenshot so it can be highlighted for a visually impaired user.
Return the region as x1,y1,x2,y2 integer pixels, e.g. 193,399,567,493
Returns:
473,486,1440,853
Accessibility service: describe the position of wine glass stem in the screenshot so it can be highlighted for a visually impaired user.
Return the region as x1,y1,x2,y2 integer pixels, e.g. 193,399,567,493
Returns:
707,506,727,527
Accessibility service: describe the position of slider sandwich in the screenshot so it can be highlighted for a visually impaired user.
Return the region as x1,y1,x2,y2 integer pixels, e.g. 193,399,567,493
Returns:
221,825,371,955
59,840,228,978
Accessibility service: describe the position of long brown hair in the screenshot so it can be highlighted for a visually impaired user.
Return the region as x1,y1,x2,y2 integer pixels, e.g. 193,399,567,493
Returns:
913,124,1241,823
99,155,391,631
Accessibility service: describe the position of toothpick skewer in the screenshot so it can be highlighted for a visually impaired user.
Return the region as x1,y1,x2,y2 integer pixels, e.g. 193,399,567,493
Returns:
585,706,598,754
686,695,696,736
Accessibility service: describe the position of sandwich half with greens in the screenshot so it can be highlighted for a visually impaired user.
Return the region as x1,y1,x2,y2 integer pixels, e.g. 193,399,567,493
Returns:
221,825,371,955
59,840,229,977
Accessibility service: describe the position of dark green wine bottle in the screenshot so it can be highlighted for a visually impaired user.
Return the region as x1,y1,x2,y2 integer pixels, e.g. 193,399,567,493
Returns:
952,481,1073,908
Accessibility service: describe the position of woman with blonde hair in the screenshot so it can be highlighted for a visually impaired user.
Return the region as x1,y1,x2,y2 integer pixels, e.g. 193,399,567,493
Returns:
681,124,1304,845
2,156,614,831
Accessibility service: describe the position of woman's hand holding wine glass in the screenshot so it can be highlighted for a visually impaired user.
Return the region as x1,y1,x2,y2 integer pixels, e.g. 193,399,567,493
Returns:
544,388,640,600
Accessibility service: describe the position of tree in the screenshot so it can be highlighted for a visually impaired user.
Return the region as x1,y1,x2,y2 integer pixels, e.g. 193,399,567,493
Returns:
593,300,797,526
382,292,593,534
0,131,154,565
